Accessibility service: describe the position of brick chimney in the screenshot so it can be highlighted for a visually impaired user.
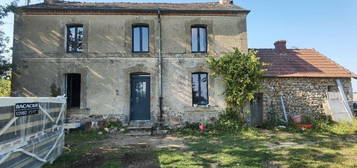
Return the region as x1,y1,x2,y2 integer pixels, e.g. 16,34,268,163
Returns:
274,40,287,51
219,0,234,5
44,0,59,4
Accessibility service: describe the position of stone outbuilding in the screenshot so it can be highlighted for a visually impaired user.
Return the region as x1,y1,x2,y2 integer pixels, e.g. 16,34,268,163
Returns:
250,40,357,125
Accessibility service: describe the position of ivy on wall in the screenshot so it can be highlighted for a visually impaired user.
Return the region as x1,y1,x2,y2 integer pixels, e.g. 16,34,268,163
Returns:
208,48,266,117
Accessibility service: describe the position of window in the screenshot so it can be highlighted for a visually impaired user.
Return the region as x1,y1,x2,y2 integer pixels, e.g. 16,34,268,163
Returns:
192,72,209,106
191,26,207,53
328,85,336,92
67,25,84,53
132,25,149,53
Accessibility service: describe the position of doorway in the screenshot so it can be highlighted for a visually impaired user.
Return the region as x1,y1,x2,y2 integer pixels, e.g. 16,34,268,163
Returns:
250,93,263,126
130,74,150,121
66,73,81,109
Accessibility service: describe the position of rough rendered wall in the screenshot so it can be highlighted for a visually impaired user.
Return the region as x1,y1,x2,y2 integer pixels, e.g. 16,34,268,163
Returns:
12,13,248,127
260,77,352,121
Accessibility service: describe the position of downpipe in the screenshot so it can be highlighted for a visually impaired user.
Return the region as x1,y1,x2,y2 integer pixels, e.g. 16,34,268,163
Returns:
157,9,164,125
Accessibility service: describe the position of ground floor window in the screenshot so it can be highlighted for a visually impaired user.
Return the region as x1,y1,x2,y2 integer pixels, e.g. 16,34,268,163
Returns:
192,72,208,106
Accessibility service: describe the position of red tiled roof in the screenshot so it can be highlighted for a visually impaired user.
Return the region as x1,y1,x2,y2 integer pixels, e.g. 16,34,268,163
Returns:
253,48,357,78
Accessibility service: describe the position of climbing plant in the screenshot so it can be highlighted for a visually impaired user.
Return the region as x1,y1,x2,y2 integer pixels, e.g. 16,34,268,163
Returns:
208,48,266,118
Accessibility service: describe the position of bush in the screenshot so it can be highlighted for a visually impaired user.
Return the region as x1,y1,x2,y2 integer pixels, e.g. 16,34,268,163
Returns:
0,79,10,97
207,49,266,118
178,112,255,136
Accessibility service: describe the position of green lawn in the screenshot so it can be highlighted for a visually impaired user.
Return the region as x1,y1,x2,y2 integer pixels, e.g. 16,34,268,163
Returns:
45,121,357,168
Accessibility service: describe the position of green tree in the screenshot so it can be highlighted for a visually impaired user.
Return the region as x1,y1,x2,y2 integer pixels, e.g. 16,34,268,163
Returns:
208,48,266,118
0,2,16,96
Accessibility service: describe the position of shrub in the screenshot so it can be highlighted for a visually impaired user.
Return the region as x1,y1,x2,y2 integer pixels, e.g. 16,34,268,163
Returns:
208,49,266,119
0,79,10,97
178,112,256,136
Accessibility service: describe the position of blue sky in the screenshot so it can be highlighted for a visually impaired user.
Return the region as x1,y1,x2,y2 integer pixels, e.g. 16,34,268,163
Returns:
1,0,357,91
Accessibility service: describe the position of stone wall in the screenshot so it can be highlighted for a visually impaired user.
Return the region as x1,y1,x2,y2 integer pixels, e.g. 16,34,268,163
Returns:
260,77,352,121
12,13,247,127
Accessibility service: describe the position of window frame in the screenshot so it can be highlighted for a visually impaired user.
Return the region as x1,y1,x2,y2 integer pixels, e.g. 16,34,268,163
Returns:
66,25,84,53
191,26,208,53
132,25,150,53
192,72,209,106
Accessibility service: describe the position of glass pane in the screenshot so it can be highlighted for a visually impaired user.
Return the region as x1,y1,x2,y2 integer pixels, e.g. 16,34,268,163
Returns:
191,28,198,52
133,27,141,52
199,28,207,52
142,27,149,52
77,27,84,52
67,27,76,52
200,73,208,105
192,74,199,105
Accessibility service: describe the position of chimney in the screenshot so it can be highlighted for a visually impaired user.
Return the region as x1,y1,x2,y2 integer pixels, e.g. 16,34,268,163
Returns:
219,0,234,5
44,0,59,4
274,40,287,51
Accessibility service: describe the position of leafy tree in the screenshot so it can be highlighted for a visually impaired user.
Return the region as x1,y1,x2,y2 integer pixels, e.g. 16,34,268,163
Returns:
208,48,266,119
0,2,16,96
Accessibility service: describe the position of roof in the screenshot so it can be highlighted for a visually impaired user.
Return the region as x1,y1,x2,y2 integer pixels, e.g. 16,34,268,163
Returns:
253,48,357,78
20,1,249,14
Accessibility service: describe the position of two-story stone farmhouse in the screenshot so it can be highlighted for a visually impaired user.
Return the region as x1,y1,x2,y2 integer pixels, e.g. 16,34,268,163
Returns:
12,0,356,127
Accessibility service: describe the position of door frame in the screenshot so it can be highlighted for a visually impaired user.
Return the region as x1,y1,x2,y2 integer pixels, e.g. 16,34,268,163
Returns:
65,73,82,109
129,73,151,121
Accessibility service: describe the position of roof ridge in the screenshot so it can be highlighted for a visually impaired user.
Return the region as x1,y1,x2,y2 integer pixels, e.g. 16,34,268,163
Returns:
21,1,248,12
67,1,220,4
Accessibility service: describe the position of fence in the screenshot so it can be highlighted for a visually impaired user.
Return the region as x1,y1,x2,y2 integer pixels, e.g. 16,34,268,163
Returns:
0,96,66,168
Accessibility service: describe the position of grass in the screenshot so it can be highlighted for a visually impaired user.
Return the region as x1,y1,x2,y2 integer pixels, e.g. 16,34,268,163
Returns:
44,120,357,168
158,120,357,168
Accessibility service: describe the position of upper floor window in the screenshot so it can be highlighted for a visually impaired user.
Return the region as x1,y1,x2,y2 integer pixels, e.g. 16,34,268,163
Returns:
67,25,84,53
191,26,207,53
192,72,209,106
132,25,149,53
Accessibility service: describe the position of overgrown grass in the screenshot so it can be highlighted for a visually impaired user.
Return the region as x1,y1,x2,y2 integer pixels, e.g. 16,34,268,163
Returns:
45,117,357,168
161,115,357,168
44,130,111,168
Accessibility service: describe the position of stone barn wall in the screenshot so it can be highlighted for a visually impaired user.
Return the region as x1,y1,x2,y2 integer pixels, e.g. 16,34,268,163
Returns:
260,77,352,121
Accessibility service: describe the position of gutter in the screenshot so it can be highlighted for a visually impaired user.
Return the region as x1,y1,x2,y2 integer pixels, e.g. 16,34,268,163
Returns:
157,8,163,124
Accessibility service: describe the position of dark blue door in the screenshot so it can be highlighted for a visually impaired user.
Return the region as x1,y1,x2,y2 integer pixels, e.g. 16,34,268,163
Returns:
130,74,150,120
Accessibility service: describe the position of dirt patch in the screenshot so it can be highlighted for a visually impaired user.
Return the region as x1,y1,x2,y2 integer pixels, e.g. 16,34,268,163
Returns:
120,152,159,168
103,134,187,149
67,141,162,168
70,152,106,168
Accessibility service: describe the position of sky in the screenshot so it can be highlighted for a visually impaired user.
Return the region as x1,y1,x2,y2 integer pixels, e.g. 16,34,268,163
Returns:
1,0,357,91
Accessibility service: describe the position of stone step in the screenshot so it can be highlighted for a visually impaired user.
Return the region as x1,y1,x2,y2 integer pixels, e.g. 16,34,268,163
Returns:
128,121,153,128
125,128,152,136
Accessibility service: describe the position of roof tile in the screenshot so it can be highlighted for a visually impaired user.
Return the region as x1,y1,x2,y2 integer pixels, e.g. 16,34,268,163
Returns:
22,1,247,12
253,49,357,78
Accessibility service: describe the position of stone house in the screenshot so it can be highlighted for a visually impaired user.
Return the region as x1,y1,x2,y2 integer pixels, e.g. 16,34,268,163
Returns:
11,0,356,127
12,0,248,127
